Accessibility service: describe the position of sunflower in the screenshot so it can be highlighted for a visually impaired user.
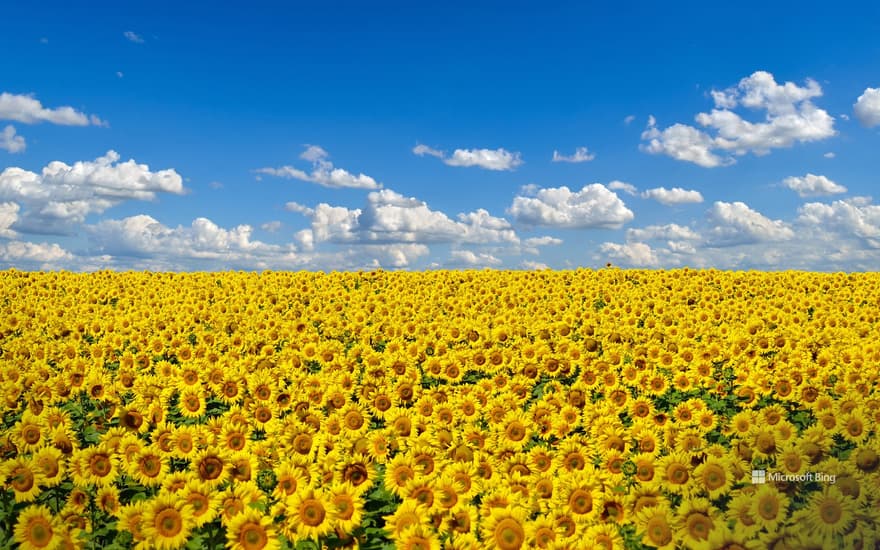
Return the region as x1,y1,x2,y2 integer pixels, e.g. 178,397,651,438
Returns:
792,485,857,546
12,412,46,454
31,446,65,488
394,524,442,550
443,503,478,538
171,425,199,459
481,507,528,550
280,487,337,542
633,503,675,550
386,454,418,498
693,456,733,500
226,508,280,550
584,522,625,550
180,479,222,528
748,483,789,533
3,457,45,503
95,485,121,515
13,504,62,550
177,388,207,419
141,494,195,550
657,451,693,496
674,497,717,547
554,470,603,523
129,447,169,487
327,482,364,535
191,449,230,488
220,481,264,524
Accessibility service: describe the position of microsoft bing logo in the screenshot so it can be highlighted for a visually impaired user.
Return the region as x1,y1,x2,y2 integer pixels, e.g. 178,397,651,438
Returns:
751,470,766,484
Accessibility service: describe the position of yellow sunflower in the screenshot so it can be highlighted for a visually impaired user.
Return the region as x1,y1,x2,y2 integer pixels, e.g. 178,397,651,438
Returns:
226,507,280,550
141,494,195,550
279,487,337,542
748,483,789,533
633,503,675,550
481,506,528,550
13,504,62,550
180,479,222,528
674,496,717,548
792,485,857,546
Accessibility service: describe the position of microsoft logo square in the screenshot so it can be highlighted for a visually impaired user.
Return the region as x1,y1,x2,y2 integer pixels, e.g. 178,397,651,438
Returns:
751,469,766,484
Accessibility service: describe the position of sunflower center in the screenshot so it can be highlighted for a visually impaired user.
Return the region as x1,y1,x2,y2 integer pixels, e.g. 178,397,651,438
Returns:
90,454,112,477
344,411,364,430
568,489,593,515
300,499,326,526
819,499,843,524
198,456,224,480
141,455,161,477
758,496,779,520
11,468,35,492
241,524,268,550
156,509,183,537
23,426,42,445
30,519,52,546
666,463,689,484
494,518,524,550
646,516,672,546
702,464,726,490
686,513,712,539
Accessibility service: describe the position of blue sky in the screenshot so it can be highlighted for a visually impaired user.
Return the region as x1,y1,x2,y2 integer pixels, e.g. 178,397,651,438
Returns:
2,0,879,271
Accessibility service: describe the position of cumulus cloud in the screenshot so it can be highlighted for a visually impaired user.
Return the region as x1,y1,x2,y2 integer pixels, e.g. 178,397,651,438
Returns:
520,260,549,270
641,186,704,205
86,215,301,270
0,151,185,234
412,144,444,159
523,236,563,247
123,31,144,44
0,125,25,153
552,147,595,163
797,197,880,241
0,202,19,238
782,174,847,198
256,145,381,189
413,144,523,171
0,240,72,265
448,249,502,267
599,241,659,267
641,71,836,167
705,201,794,246
626,223,700,242
261,221,282,232
608,181,638,196
824,152,835,159
508,184,634,229
0,92,105,126
290,188,520,248
854,87,880,127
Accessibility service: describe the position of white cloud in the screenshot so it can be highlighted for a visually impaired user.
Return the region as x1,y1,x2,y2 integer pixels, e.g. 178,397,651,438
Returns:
449,249,502,267
412,144,444,159
706,201,794,246
0,125,25,153
0,92,105,126
291,188,520,248
552,147,595,163
523,236,563,247
261,221,282,232
0,151,185,234
641,119,730,168
626,223,700,242
782,174,847,198
0,240,72,265
641,186,704,205
854,87,880,127
414,145,523,171
445,148,523,171
599,241,659,267
797,197,880,240
116,71,124,79
123,31,144,44
641,71,836,167
608,180,638,196
508,184,634,229
0,202,19,238
86,215,301,271
256,145,381,189
624,115,636,125
824,152,835,159
521,260,549,270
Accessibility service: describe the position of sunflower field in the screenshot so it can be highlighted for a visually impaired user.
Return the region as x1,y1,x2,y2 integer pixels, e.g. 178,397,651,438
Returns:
1,268,879,550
